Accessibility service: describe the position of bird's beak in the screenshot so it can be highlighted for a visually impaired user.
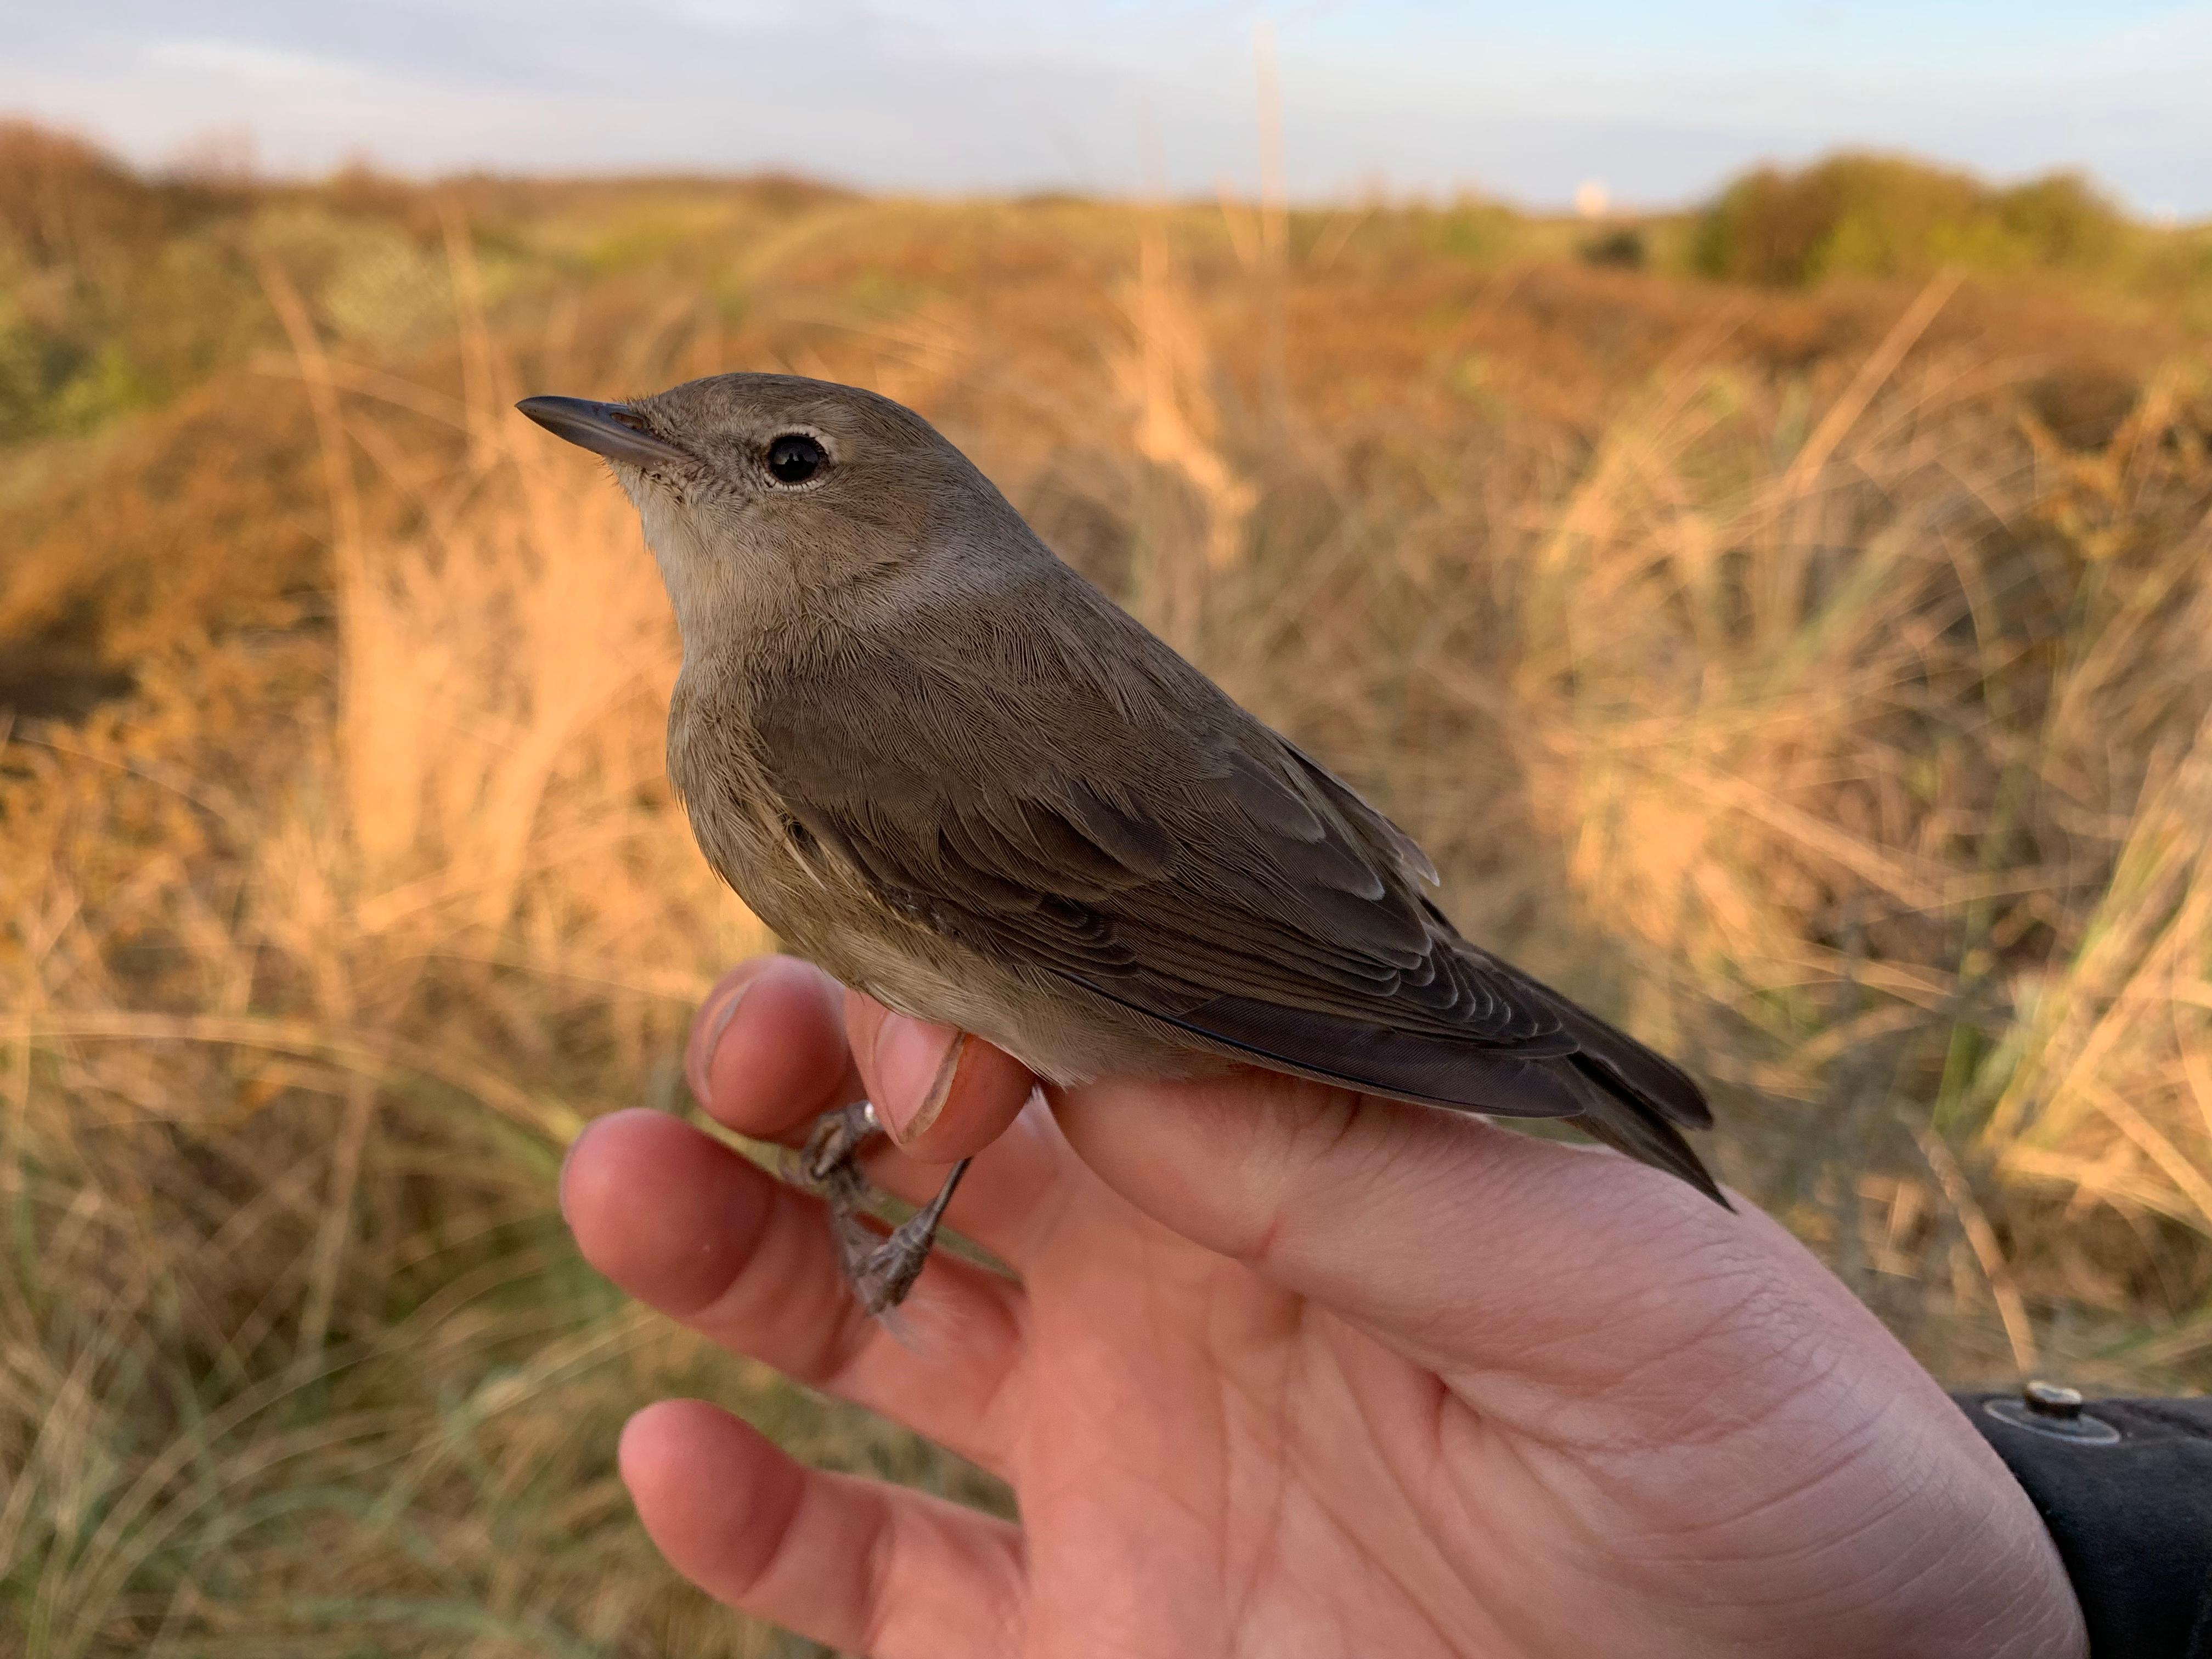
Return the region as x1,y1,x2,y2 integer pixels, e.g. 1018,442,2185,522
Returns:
515,395,693,468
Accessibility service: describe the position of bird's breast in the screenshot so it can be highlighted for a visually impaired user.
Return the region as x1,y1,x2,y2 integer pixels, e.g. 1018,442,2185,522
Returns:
662,659,1205,1087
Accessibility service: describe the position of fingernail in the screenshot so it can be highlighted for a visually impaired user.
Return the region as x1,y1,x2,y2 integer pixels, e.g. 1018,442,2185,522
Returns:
685,980,750,1106
876,1022,966,1145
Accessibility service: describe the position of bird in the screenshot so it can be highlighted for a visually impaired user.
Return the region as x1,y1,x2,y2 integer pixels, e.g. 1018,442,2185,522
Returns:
517,374,1725,1311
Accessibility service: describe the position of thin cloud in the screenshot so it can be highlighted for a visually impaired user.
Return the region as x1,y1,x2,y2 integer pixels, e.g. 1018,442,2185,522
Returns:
1,2,2205,211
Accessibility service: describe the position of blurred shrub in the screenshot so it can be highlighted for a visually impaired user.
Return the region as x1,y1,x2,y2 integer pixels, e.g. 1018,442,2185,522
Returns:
1692,153,2128,285
1420,196,1521,262
252,204,457,346
0,120,166,267
1578,226,1647,269
0,121,264,438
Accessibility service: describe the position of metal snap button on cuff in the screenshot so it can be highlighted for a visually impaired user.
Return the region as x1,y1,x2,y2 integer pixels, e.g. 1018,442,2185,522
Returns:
1983,1380,2123,1444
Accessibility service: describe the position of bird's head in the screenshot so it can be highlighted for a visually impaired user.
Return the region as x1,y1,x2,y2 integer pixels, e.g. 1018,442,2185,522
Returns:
517,373,1027,646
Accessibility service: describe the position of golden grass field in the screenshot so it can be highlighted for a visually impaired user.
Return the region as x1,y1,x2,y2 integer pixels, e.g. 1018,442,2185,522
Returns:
4,121,2212,1653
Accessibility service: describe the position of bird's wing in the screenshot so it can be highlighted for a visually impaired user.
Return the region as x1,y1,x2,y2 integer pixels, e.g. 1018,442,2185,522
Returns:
744,585,1707,1130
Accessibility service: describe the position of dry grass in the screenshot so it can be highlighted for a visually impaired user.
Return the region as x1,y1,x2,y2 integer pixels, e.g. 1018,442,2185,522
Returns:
3,155,2211,1654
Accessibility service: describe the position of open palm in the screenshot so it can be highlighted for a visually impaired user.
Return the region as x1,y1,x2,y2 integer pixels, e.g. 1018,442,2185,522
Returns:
561,956,2083,1658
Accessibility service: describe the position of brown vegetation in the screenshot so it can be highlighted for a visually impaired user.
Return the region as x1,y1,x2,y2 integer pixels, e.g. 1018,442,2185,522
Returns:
3,126,2211,1652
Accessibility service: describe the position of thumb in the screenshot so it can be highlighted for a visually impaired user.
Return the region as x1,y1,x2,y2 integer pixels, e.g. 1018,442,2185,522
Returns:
1047,1065,1779,1392
842,992,1037,1162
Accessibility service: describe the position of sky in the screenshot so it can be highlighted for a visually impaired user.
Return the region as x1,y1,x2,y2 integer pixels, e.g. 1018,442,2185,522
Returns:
5,2,2210,216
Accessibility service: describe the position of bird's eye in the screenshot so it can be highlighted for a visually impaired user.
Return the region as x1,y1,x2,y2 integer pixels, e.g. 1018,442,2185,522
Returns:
766,432,827,486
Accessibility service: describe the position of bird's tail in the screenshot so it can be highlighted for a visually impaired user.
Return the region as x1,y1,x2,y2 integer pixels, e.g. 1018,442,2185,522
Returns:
1519,977,1726,1205
1554,1053,1729,1207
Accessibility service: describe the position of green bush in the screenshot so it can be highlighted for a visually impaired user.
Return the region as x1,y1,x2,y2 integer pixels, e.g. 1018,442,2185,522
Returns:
1692,153,2127,286
0,122,266,437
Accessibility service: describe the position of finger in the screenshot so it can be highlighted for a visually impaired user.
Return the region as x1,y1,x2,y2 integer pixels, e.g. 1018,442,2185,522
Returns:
1048,1067,1757,1386
684,956,1035,1164
684,961,1084,1262
563,1109,1026,1471
687,956,865,1145
622,1399,1024,1659
844,995,1036,1162
839,999,1074,1263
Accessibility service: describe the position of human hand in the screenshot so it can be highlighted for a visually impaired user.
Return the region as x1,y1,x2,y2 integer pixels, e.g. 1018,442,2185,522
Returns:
560,955,2086,1657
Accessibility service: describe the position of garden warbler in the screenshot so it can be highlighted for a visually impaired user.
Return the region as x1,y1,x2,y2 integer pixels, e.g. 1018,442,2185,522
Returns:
518,375,1724,1312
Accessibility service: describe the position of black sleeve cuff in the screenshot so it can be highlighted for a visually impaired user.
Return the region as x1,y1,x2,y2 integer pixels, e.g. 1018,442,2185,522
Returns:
1957,1390,2212,1658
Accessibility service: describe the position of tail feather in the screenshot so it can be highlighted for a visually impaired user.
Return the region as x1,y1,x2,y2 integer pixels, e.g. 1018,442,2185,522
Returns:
1517,980,1711,1128
1559,1054,1729,1207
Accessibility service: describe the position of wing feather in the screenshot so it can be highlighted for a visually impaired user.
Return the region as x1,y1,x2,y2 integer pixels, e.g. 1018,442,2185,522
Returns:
745,575,1716,1195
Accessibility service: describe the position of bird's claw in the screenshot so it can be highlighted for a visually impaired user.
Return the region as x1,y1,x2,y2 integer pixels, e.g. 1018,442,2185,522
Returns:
796,1098,878,1212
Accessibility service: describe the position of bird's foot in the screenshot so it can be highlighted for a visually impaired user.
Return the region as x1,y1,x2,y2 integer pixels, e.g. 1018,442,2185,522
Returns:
794,1101,969,1316
833,1158,971,1316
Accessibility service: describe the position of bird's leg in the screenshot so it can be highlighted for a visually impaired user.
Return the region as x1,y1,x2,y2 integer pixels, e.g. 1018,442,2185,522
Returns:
794,1101,968,1314
841,1158,971,1316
